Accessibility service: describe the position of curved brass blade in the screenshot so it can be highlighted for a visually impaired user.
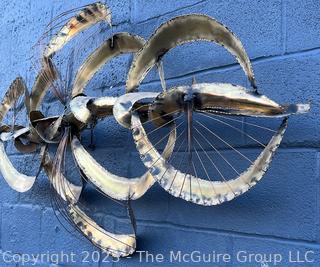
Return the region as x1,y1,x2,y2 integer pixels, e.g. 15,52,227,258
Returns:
68,204,136,257
131,111,287,206
0,77,25,121
126,14,256,92
45,134,136,257
71,118,176,200
72,33,145,97
29,58,58,111
0,125,38,153
0,78,37,192
192,83,310,117
42,148,82,203
14,138,38,154
0,142,36,192
43,2,112,58
150,83,310,118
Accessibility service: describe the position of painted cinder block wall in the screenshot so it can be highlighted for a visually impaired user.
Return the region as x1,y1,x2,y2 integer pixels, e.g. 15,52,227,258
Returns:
0,0,319,266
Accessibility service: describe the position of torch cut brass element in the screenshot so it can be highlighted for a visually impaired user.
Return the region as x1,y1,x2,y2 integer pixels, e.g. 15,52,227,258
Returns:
148,83,310,127
126,14,257,93
0,1,311,258
71,124,176,201
131,109,288,205
43,2,112,59
29,58,58,111
72,33,145,97
0,78,37,192
68,204,136,257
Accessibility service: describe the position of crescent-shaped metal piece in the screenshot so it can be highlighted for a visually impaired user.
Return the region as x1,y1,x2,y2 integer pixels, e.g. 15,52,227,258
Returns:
31,3,112,110
45,115,64,141
71,119,176,200
42,142,135,256
43,135,135,256
131,111,287,206
29,58,58,111
0,142,36,192
41,149,82,203
67,203,136,257
43,2,112,59
0,78,36,192
126,14,256,93
192,83,310,117
149,83,310,120
72,33,145,97
0,77,25,121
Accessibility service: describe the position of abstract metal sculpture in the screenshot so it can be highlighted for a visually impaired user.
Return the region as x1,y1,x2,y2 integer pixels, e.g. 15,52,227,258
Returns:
0,2,310,257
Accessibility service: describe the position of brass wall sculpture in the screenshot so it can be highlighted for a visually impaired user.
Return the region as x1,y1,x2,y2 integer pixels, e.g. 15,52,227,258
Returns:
0,2,310,257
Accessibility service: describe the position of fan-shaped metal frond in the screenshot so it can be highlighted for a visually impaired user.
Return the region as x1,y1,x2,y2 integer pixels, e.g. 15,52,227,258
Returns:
0,1,311,258
43,2,112,59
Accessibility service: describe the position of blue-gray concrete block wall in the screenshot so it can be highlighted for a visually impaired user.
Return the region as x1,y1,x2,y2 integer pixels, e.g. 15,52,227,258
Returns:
0,0,319,266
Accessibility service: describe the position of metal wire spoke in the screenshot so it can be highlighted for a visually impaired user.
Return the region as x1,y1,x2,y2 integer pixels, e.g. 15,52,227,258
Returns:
196,120,253,164
198,111,267,147
193,132,236,196
198,110,277,133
